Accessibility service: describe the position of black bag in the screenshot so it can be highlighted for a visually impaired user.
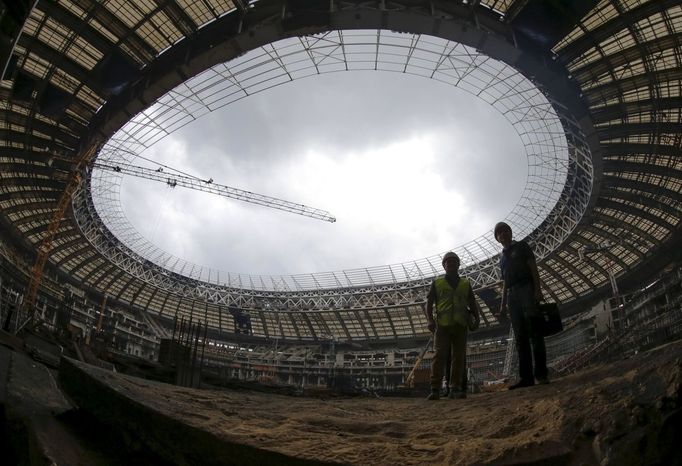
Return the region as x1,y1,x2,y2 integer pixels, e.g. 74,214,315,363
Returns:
467,310,480,331
538,302,563,336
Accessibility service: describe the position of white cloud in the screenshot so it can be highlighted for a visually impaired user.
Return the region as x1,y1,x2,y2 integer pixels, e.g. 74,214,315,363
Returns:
119,71,525,275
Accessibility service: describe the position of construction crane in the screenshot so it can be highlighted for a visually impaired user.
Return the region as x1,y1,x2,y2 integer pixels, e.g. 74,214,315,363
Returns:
92,161,337,223
17,148,335,334
18,142,101,333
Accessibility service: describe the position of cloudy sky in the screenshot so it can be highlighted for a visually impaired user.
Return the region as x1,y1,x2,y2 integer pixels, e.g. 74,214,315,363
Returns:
119,71,525,276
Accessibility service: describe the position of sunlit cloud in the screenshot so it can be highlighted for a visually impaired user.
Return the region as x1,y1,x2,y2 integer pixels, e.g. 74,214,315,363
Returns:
119,72,525,275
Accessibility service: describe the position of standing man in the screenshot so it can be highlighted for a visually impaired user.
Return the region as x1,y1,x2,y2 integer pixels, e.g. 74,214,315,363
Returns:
425,252,481,400
493,222,549,389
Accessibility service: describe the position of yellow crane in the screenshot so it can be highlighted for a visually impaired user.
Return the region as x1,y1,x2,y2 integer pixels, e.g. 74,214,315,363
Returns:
17,146,335,332
18,143,100,333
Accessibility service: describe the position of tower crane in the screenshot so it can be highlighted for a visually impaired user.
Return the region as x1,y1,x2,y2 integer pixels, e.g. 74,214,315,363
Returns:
92,161,337,223
18,142,101,333
16,150,335,334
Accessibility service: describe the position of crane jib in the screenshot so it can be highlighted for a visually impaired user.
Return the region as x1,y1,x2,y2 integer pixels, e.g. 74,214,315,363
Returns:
92,162,336,223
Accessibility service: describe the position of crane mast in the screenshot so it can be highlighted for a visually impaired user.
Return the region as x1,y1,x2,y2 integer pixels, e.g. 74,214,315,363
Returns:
92,161,336,223
18,143,101,333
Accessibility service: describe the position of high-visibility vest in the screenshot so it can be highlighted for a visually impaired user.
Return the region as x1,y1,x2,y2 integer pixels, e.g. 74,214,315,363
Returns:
435,276,470,327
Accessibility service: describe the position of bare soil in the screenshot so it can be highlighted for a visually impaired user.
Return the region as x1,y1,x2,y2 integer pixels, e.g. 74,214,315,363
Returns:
61,339,682,466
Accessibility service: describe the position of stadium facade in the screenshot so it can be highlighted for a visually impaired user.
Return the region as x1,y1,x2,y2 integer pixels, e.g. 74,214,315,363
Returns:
1,0,681,389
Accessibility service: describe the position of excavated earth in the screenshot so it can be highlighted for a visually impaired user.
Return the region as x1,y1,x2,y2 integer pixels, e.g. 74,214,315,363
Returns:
1,337,681,465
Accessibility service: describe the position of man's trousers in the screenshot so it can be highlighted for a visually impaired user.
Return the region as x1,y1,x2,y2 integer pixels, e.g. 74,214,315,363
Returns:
508,281,547,382
430,324,467,390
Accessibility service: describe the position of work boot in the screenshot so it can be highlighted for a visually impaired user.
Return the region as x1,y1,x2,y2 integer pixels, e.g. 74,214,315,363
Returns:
426,389,440,401
448,390,466,399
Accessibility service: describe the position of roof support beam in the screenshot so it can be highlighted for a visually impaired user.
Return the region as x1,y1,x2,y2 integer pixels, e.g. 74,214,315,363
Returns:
0,110,80,146
36,1,116,54
596,122,682,140
54,241,95,267
150,0,197,37
601,142,682,158
583,67,682,105
66,0,157,64
603,160,682,181
577,224,642,267
572,32,682,84
557,0,681,64
601,187,682,220
591,96,682,124
1,201,55,216
601,176,682,205
590,215,661,264
596,198,676,231
550,251,596,295
16,36,99,97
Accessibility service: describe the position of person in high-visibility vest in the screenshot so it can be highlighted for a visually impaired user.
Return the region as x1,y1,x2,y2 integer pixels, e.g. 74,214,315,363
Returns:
425,252,481,400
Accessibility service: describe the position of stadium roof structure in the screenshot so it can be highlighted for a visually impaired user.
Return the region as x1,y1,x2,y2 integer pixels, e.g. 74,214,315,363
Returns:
1,0,681,344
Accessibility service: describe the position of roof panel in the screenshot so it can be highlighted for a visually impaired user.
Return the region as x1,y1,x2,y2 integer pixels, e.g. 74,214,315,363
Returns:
20,51,51,80
583,1,619,33
137,11,183,53
86,17,119,45
104,0,148,29
636,12,671,41
479,0,513,16
620,0,651,12
75,85,105,111
176,0,235,26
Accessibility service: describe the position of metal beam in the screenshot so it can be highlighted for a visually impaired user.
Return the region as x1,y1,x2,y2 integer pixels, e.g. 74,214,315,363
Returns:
596,198,676,231
596,122,682,140
601,142,682,158
591,96,682,124
584,67,682,106
66,0,157,64
150,0,198,37
603,160,682,180
557,0,681,64
572,32,682,85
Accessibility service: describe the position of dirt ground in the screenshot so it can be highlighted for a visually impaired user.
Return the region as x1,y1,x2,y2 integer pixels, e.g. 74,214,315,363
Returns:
62,339,682,466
